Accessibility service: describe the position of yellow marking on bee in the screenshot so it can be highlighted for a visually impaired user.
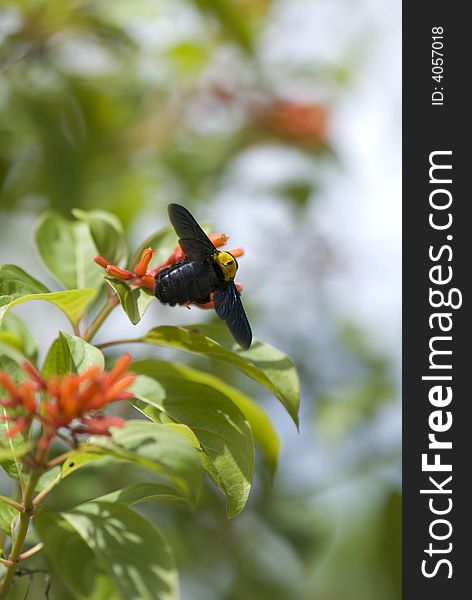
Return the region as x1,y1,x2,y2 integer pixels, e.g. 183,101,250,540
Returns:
215,251,237,281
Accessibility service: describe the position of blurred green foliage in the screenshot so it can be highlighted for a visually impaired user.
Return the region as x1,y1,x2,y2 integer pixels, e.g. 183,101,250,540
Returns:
0,1,400,599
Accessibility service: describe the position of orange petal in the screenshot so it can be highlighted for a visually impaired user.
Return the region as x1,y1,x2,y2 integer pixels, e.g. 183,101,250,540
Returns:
0,372,21,400
134,247,154,277
47,378,60,398
135,274,155,290
22,361,46,389
209,233,229,248
107,354,133,384
20,382,37,413
43,402,59,421
106,265,133,280
78,415,125,435
194,301,215,310
77,365,101,383
94,255,110,269
104,374,136,401
6,417,29,438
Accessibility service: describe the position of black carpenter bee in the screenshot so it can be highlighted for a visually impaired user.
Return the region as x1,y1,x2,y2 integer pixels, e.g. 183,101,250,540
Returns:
154,204,252,349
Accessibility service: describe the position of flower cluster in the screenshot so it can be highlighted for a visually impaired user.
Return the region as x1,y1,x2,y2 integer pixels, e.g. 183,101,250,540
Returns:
0,355,135,450
209,86,328,144
94,249,156,291
95,235,244,309
261,99,328,143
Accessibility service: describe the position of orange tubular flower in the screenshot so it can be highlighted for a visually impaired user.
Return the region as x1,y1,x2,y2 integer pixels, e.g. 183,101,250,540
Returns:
0,356,135,451
196,283,244,310
133,247,154,277
94,248,156,291
95,234,246,302
106,265,133,280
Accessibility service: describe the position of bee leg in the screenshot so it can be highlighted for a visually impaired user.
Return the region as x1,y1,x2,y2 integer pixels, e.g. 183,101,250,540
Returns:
179,301,193,309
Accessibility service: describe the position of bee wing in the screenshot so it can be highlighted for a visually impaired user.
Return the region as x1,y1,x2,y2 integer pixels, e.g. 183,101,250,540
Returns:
213,282,252,350
168,203,216,260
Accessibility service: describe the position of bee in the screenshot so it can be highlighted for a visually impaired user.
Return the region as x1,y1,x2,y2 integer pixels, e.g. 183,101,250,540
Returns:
154,203,252,349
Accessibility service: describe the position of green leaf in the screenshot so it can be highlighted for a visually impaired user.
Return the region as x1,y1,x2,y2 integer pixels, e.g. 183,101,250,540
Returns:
0,440,32,462
0,289,95,329
136,325,300,427
132,402,165,424
0,345,29,479
72,209,128,265
0,501,18,535
0,314,38,362
35,466,62,493
61,502,177,600
34,211,103,290
105,278,154,325
42,333,72,377
130,364,255,517
166,42,210,74
34,507,115,600
43,331,104,376
190,0,254,53
0,414,27,481
0,341,27,383
133,359,279,473
0,265,95,327
63,333,105,371
82,420,203,505
0,264,49,296
94,482,188,506
61,450,107,479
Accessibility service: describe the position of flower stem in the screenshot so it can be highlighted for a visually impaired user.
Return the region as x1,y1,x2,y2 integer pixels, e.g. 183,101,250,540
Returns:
82,295,119,342
0,450,47,599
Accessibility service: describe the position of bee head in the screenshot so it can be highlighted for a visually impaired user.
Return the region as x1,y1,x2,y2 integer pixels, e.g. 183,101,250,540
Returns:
215,251,238,281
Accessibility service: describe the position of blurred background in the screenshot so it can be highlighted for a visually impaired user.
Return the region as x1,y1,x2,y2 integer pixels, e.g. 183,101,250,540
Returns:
0,1,401,599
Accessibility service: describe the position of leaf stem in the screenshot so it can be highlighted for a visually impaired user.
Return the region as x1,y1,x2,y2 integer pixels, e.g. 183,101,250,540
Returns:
0,558,14,567
32,472,62,506
82,295,119,342
0,495,22,512
2,409,26,492
45,449,75,469
95,338,137,350
18,542,44,561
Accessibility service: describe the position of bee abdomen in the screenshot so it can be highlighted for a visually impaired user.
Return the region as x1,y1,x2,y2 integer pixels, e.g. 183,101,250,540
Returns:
154,258,218,306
